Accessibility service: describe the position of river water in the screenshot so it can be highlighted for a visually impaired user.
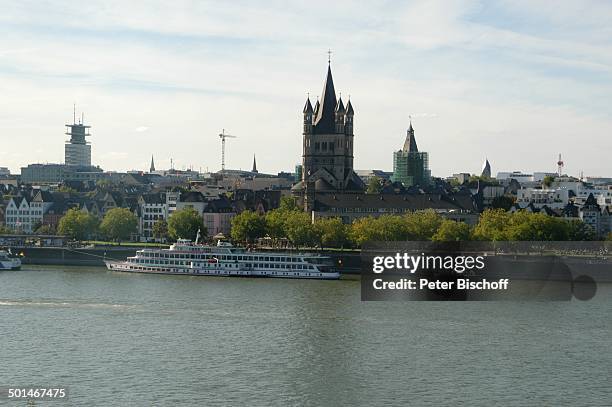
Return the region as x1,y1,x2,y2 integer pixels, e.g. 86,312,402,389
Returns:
1,266,611,406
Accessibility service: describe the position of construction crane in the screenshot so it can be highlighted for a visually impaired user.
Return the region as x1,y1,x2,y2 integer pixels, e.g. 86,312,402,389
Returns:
219,129,237,171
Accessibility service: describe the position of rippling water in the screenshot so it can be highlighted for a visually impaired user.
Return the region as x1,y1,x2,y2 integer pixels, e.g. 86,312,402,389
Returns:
1,266,611,406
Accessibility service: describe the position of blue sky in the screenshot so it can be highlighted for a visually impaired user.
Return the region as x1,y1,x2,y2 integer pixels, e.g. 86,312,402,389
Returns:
1,0,611,177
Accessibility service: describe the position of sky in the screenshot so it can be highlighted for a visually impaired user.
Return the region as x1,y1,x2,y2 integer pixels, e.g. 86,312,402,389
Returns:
1,0,611,178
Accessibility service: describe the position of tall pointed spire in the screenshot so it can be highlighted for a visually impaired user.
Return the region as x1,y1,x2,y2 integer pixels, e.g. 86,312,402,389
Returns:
303,96,313,113
313,64,337,134
251,154,258,173
402,124,418,152
345,99,354,115
481,158,491,178
150,155,155,172
335,96,345,113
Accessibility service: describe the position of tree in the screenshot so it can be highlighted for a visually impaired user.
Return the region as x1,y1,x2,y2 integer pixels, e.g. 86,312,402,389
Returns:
284,211,319,248
542,175,555,187
432,219,471,241
472,209,512,241
403,210,444,240
34,224,56,235
100,208,138,242
366,176,383,194
349,217,376,246
168,207,206,241
490,196,514,211
265,209,288,239
230,210,265,243
315,217,349,248
57,208,99,240
566,219,595,241
279,195,299,212
152,219,169,241
0,225,12,235
606,232,612,241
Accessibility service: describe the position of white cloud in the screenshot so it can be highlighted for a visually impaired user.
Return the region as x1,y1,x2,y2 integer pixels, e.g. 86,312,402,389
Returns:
0,1,610,177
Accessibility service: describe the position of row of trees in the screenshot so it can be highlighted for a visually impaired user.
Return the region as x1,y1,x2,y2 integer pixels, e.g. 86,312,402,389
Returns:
57,208,138,241
230,199,602,249
56,206,206,243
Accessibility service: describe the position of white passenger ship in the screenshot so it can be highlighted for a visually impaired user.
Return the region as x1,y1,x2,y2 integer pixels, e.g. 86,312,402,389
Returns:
0,250,21,270
104,238,339,280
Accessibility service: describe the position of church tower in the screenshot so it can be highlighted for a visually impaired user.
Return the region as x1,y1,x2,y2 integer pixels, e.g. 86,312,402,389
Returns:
298,61,363,193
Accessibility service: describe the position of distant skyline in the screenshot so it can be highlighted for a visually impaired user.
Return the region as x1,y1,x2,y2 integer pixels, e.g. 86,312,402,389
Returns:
1,1,611,177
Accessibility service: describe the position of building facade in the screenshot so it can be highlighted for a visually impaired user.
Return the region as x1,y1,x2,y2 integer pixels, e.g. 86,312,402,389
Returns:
138,193,167,242
65,120,91,167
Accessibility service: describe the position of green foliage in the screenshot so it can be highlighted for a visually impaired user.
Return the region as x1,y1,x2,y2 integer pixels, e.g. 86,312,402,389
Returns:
34,224,56,235
403,210,444,240
348,211,446,246
449,178,461,187
366,176,383,194
168,207,206,241
95,179,113,190
100,208,138,242
566,219,595,241
0,225,12,235
472,209,513,241
542,175,555,187
606,232,612,241
432,219,471,241
265,210,288,239
314,217,349,248
473,209,594,242
57,185,77,193
490,196,515,211
57,208,99,240
230,210,265,243
279,196,299,212
284,211,319,248
263,196,302,240
152,219,169,241
504,212,569,241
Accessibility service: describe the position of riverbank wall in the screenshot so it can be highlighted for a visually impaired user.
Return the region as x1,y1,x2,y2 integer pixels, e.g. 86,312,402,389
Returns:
13,246,363,273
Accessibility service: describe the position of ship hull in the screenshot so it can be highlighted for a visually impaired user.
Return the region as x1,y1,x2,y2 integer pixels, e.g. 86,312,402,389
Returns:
105,260,340,280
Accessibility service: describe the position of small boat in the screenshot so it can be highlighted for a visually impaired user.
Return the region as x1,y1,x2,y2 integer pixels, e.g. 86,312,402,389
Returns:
0,250,21,270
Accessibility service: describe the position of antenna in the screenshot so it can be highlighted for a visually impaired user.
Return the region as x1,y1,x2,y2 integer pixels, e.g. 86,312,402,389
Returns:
219,129,237,171
557,153,564,176
81,112,84,125
73,103,76,124
327,49,332,65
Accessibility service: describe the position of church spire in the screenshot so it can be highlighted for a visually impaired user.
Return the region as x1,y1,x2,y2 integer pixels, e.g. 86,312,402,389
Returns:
303,96,313,113
150,155,155,172
402,124,418,153
251,154,258,173
313,64,337,134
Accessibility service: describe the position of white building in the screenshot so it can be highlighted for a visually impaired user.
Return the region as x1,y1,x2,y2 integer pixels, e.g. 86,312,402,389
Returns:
65,121,92,167
138,193,167,242
573,186,612,208
516,188,570,209
4,191,53,233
